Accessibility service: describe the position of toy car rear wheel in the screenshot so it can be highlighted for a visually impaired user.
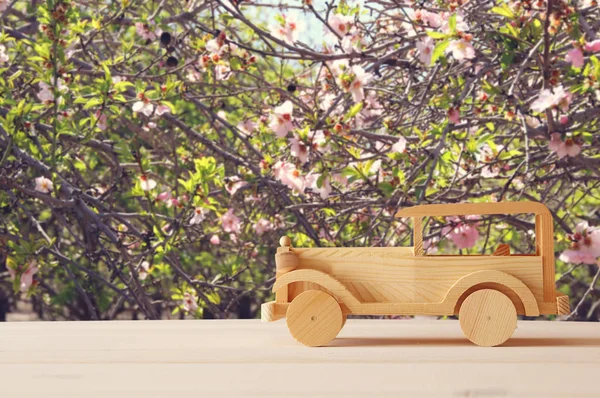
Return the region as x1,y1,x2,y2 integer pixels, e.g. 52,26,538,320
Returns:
286,290,343,347
459,289,517,347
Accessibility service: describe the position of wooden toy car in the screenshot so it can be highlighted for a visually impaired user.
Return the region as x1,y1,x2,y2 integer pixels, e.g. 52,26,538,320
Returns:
261,201,570,347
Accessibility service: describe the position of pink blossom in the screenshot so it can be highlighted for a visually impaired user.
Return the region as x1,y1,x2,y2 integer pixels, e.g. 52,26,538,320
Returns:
210,235,220,245
253,219,273,235
306,173,332,199
205,32,226,54
309,130,329,152
481,164,501,178
237,119,256,135
363,91,382,111
584,39,600,53
273,161,305,193
512,177,525,190
221,208,241,234
186,67,203,82
328,13,354,37
96,111,107,130
392,137,407,153
548,132,562,153
446,39,475,62
269,100,294,137
341,33,367,53
289,136,309,163
135,22,159,41
182,292,198,313
206,39,221,54
37,80,68,104
448,108,460,124
444,218,480,249
556,88,573,112
215,64,231,81
139,175,157,191
559,221,600,264
138,261,150,281
416,37,434,66
190,207,207,225
132,101,154,116
329,59,349,77
331,173,348,186
478,143,504,178
157,191,172,203
440,11,468,33
416,10,442,28
559,115,569,124
565,48,584,68
270,14,303,45
531,89,555,112
37,84,54,102
20,261,39,292
225,176,247,195
142,122,157,132
424,237,439,254
548,133,581,159
0,45,8,64
340,65,372,103
356,91,383,125
155,104,171,116
319,92,338,112
8,260,39,292
530,85,572,113
34,176,53,193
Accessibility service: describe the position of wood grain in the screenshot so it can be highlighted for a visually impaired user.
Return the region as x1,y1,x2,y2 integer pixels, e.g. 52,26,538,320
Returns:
395,201,551,218
288,248,544,303
459,289,517,347
1,320,599,397
267,201,566,347
286,290,343,346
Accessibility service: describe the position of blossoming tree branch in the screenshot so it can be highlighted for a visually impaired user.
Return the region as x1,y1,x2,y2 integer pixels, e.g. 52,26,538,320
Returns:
0,0,599,321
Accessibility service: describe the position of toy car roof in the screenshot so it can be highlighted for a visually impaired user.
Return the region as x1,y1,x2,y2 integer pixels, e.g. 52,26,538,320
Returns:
395,201,550,218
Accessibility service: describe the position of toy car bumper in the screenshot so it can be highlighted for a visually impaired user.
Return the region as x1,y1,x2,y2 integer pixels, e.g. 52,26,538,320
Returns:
261,301,288,322
556,293,570,315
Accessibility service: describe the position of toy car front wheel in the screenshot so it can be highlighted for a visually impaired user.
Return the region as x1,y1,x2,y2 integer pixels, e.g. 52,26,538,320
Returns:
459,289,517,347
286,290,343,347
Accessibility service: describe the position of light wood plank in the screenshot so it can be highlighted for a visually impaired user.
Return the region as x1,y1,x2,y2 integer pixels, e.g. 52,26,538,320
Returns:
395,201,551,218
0,320,599,397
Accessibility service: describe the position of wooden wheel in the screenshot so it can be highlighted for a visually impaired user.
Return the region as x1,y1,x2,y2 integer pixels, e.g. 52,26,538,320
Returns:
286,290,343,347
459,289,517,347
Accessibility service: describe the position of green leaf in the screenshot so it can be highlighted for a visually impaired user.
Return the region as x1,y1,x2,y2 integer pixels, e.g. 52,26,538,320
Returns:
448,14,457,33
102,64,112,82
426,31,449,39
430,40,450,66
482,79,502,95
491,5,515,19
220,13,234,25
344,102,363,121
230,57,242,71
83,97,104,110
500,52,515,70
378,182,395,197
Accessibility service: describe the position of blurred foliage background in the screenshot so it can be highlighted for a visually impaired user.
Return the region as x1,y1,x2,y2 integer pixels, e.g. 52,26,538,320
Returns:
0,0,599,321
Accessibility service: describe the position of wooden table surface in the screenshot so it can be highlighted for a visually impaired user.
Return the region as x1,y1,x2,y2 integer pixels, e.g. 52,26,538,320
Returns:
1,319,599,397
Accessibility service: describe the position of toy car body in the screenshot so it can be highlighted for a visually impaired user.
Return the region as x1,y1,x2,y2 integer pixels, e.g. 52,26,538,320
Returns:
261,201,570,347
